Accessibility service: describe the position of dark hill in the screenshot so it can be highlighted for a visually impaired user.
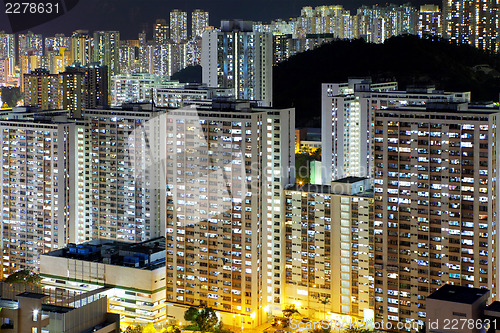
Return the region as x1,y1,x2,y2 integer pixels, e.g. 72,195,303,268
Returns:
273,35,500,127
171,65,202,83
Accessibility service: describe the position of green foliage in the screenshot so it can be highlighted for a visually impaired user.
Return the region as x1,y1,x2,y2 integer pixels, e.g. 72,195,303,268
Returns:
318,296,330,305
195,307,219,332
123,325,143,333
0,87,22,107
295,149,321,185
282,304,300,319
184,306,200,323
165,326,181,333
213,322,232,333
3,270,41,285
184,306,225,332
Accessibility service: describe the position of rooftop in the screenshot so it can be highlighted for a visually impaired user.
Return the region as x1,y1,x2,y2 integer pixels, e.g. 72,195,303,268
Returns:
486,301,500,313
333,176,367,184
16,292,48,299
285,181,373,197
427,284,490,304
42,304,73,314
44,237,166,270
0,299,19,309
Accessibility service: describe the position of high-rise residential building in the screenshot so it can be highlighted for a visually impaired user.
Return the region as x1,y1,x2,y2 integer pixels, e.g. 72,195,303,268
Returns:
77,106,162,243
442,0,500,52
71,30,93,66
418,5,442,37
395,4,418,36
0,32,16,80
110,73,174,106
168,42,187,75
19,55,43,92
170,9,188,43
202,20,273,106
45,47,72,75
23,68,60,110
44,34,71,54
93,31,120,79
153,44,171,77
0,31,16,60
321,80,471,184
321,79,397,183
284,179,373,322
191,9,209,38
119,44,139,74
373,102,500,327
163,100,294,329
0,111,77,277
155,84,232,108
185,38,202,66
154,19,169,45
0,59,8,87
17,31,43,64
138,42,155,74
60,63,109,118
272,33,336,65
352,4,418,43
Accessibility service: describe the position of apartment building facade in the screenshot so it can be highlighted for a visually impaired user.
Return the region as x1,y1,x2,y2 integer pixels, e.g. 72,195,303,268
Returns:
284,178,374,323
321,79,470,184
202,20,273,106
0,112,77,277
76,107,162,243
162,101,294,328
373,103,500,328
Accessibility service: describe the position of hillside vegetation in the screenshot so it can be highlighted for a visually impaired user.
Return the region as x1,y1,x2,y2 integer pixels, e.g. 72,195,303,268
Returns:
274,35,500,126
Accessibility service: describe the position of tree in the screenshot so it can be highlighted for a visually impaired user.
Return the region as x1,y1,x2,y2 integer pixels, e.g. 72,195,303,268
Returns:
282,304,300,319
318,296,330,320
281,304,300,327
213,322,233,333
165,326,181,333
184,306,200,323
143,323,160,333
0,87,22,107
123,325,143,333
3,270,41,285
195,307,220,332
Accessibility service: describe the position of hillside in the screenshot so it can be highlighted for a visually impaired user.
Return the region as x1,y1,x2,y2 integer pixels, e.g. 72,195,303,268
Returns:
273,35,500,127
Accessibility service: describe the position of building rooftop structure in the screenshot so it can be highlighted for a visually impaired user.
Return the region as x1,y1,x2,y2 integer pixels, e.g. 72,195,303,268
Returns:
427,284,490,305
44,237,166,271
285,177,373,196
486,301,500,313
334,176,368,184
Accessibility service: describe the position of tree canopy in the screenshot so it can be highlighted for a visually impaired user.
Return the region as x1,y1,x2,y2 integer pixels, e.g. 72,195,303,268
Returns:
3,269,41,285
0,87,22,108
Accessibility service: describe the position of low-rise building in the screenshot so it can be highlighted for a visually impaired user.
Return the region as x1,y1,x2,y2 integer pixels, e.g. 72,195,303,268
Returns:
40,237,167,327
426,284,490,333
0,291,119,333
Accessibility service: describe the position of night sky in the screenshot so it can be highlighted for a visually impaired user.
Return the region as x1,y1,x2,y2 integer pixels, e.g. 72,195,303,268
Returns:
0,0,441,39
